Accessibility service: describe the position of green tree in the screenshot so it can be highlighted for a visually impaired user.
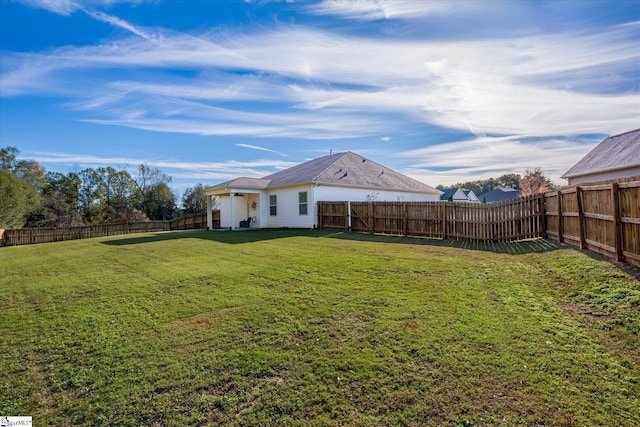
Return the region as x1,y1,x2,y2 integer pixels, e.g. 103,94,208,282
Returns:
0,147,45,228
107,168,138,219
0,169,38,229
0,146,20,170
497,173,521,190
78,168,106,224
181,183,209,214
440,173,522,197
134,164,172,218
146,182,177,220
36,172,83,227
1,146,46,189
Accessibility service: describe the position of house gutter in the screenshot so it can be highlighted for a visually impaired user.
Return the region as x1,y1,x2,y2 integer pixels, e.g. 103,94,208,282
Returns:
561,163,640,180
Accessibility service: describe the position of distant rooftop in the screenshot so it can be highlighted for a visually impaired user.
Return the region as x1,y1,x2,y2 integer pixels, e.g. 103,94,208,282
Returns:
479,187,520,203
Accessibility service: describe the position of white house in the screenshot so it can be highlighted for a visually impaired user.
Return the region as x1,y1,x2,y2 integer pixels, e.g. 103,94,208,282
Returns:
204,151,442,230
561,128,640,185
439,188,480,203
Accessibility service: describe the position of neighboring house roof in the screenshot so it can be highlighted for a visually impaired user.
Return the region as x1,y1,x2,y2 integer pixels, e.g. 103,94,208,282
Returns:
440,188,480,202
440,188,465,201
479,187,521,203
561,128,640,180
207,152,441,194
464,189,480,202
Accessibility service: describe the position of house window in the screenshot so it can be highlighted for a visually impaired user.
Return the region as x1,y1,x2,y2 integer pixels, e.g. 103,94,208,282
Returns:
269,195,277,216
299,191,308,215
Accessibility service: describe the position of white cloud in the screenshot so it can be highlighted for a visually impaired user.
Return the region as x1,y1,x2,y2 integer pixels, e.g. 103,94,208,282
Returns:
17,0,79,15
17,0,147,15
1,9,638,145
236,144,288,157
308,0,460,21
395,135,598,186
32,151,297,185
81,9,156,41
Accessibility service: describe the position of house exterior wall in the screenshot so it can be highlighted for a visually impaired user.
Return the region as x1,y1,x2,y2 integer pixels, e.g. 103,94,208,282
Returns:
465,190,480,202
312,185,439,203
215,184,440,229
264,184,315,228
451,188,467,201
262,184,439,229
217,192,263,229
219,197,232,229
566,166,640,185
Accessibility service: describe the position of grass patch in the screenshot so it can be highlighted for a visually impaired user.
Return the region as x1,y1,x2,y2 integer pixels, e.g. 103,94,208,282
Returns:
1,229,638,426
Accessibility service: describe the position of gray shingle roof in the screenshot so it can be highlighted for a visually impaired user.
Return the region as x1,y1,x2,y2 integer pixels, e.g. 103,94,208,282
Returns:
439,188,468,201
562,128,640,179
207,152,440,194
207,177,271,191
263,152,439,193
478,188,520,203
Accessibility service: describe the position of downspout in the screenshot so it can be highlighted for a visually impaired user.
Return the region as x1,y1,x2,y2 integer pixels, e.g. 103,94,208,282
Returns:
311,182,318,228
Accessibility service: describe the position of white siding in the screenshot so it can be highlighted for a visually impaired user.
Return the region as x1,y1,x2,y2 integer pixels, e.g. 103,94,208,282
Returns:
265,185,315,228
312,185,439,203
217,184,440,229
219,197,232,229
567,167,640,185
219,193,260,229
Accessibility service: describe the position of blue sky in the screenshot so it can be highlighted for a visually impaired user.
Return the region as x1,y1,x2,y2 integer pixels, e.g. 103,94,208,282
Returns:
1,0,639,195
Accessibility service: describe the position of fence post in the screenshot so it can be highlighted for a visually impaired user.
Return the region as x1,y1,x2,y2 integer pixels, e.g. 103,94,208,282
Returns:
611,183,623,262
403,203,408,237
487,204,494,242
368,202,374,234
576,186,586,249
345,201,350,231
540,194,547,238
557,190,563,243
316,202,322,230
442,203,448,240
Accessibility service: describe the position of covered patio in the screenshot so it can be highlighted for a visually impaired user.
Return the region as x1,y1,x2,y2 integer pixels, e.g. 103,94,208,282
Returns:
205,178,270,230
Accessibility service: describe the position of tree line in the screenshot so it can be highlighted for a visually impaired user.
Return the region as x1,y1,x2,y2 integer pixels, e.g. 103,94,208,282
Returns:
0,147,209,229
436,169,557,198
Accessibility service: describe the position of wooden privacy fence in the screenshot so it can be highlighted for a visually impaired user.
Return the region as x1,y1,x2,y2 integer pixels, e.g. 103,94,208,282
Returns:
0,211,220,247
318,195,545,243
545,181,640,266
0,221,170,247
169,211,219,230
318,182,640,266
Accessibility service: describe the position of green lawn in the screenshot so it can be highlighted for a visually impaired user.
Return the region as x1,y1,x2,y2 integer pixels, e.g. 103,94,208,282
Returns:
1,229,638,426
